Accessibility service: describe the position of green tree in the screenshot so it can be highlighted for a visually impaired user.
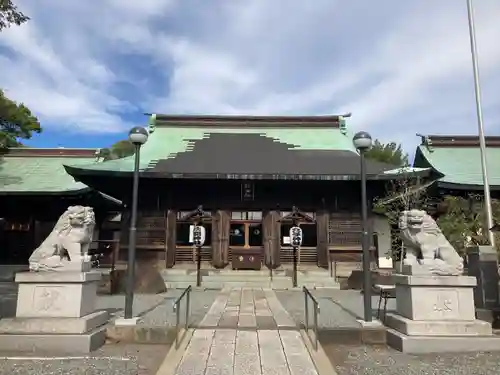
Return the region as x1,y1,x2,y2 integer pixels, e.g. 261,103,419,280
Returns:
0,89,41,149
0,0,29,31
372,171,431,269
437,195,500,254
97,139,136,161
365,139,409,166
1,2,36,149
110,140,135,159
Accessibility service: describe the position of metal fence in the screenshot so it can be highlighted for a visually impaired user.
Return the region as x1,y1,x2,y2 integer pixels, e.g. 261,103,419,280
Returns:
173,285,192,349
303,286,320,350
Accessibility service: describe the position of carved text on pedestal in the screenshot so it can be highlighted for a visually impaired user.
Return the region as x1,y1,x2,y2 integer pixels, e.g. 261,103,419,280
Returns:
33,286,66,313
429,290,459,319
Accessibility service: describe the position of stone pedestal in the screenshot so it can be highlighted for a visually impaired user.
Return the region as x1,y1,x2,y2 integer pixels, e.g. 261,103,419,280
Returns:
0,271,108,353
386,273,500,354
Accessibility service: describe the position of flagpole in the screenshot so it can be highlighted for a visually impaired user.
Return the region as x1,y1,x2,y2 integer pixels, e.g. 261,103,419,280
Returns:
466,0,495,246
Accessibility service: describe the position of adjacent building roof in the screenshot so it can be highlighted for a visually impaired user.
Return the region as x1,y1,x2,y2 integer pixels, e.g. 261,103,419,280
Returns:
0,148,97,195
65,114,409,181
413,135,500,191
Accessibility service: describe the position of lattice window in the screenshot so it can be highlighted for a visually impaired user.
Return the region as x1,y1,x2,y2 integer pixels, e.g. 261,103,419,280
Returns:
231,211,262,220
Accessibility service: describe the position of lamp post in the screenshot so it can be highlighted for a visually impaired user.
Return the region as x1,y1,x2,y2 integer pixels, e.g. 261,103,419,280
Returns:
353,131,373,322
124,126,149,320
466,0,495,247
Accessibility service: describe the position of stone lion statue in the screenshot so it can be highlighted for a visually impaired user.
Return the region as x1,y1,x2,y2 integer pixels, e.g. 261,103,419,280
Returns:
29,206,96,272
398,209,464,275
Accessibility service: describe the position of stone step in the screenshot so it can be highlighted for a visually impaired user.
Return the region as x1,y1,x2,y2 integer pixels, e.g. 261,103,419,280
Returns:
301,270,331,276
160,269,190,276
301,276,334,281
165,281,197,289
301,282,340,289
164,280,338,289
205,281,292,288
203,275,290,282
161,275,198,282
165,280,295,289
207,270,288,276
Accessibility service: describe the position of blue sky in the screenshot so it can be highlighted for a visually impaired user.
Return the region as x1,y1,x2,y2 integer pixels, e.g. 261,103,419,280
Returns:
1,0,500,152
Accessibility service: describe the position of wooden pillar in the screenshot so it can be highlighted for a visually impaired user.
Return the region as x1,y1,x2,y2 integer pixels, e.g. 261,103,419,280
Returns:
221,211,230,265
212,210,230,268
263,211,271,267
165,210,177,268
263,210,281,269
316,209,329,268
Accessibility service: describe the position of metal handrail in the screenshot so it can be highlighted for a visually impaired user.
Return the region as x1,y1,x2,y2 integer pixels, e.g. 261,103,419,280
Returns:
173,285,192,349
303,286,320,350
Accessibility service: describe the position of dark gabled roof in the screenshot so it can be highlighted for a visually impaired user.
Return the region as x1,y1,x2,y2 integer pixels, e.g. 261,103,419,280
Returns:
147,133,392,179
64,113,416,181
413,134,500,191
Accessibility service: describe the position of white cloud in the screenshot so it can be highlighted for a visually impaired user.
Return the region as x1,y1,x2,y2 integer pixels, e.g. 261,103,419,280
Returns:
0,0,499,148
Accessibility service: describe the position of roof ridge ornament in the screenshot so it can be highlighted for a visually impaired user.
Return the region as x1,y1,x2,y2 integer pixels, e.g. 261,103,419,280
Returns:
338,112,351,135
94,148,105,163
148,114,157,134
339,116,347,135
416,133,433,152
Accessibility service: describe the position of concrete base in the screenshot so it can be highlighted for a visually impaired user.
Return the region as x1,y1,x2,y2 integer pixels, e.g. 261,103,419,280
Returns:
114,317,141,326
386,313,491,336
386,274,500,353
0,311,108,335
0,270,108,354
387,328,500,354
0,326,107,353
356,319,384,329
15,271,101,318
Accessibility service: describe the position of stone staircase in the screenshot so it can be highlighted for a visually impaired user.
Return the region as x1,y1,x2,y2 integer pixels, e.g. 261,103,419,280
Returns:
161,267,339,289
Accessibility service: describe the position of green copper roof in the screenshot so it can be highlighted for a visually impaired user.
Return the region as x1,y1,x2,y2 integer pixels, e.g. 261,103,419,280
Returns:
414,144,500,188
68,122,357,173
0,155,92,194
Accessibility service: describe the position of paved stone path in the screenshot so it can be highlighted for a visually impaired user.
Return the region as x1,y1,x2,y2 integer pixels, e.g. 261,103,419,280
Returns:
198,288,296,329
173,288,319,375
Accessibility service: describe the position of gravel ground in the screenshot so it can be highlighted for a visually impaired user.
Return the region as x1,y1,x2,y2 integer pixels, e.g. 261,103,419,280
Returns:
0,344,169,375
324,344,500,375
318,289,397,321
2,281,217,326
136,290,219,326
96,293,169,321
275,290,361,328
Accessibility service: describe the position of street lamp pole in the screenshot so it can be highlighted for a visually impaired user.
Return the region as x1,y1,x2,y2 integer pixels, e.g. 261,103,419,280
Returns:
353,131,373,323
124,127,149,320
466,0,495,247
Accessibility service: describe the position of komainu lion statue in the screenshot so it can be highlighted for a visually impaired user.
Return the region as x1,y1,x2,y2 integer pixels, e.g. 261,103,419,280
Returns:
28,206,96,272
398,209,464,275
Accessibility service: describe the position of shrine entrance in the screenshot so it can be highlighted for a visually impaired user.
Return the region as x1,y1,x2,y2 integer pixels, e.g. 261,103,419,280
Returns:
229,211,263,270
